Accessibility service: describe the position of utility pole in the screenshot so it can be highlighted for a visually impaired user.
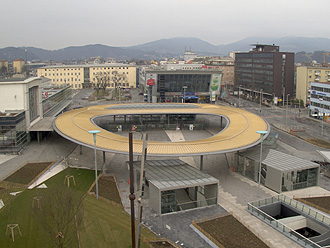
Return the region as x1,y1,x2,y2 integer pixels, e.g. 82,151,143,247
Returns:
129,132,136,248
136,134,148,248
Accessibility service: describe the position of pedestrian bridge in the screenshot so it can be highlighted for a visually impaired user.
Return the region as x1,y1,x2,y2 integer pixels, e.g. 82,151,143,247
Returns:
53,103,269,156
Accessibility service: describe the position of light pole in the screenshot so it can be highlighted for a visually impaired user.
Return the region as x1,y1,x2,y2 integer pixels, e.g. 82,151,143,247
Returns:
286,94,290,126
259,89,263,115
88,130,101,199
182,86,187,103
283,87,285,108
320,98,324,136
256,130,268,198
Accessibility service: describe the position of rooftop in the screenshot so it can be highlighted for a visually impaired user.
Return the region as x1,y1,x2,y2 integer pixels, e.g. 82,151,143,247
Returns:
240,148,319,171
133,159,219,190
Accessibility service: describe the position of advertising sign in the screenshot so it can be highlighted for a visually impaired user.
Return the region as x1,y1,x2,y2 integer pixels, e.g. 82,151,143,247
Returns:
210,74,222,94
146,73,157,86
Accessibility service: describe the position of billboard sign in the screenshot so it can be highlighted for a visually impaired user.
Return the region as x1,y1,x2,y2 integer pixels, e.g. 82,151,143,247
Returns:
146,73,157,86
210,74,222,94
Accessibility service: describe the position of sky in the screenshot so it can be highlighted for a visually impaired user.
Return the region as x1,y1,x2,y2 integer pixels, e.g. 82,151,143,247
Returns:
1,0,329,50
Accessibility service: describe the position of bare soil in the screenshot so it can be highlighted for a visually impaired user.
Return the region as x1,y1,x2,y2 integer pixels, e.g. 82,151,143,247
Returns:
4,162,54,185
91,175,122,205
196,215,269,248
297,196,330,215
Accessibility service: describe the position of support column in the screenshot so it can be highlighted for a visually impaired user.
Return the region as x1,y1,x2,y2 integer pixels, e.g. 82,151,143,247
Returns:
79,145,82,155
114,115,116,123
103,151,106,174
220,117,223,128
37,132,40,144
124,115,127,123
200,155,204,171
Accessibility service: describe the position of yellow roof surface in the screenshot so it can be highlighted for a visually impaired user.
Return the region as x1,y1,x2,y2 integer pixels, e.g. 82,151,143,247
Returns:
54,103,269,156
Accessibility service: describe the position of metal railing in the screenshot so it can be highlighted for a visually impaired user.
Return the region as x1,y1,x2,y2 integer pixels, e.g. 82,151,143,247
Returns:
248,195,330,248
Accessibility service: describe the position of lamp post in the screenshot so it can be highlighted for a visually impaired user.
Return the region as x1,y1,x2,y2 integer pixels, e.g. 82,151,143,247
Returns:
259,89,263,115
320,98,324,136
182,86,187,103
256,130,268,198
88,130,101,199
286,94,290,126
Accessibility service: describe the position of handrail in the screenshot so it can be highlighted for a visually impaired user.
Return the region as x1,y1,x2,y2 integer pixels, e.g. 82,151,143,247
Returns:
248,203,322,248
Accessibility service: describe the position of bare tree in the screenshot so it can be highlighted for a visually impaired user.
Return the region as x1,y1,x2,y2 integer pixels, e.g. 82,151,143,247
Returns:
32,185,84,248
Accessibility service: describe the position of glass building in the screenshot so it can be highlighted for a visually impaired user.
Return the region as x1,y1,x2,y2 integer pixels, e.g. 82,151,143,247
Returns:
0,111,27,153
236,148,319,193
133,159,218,215
141,69,222,103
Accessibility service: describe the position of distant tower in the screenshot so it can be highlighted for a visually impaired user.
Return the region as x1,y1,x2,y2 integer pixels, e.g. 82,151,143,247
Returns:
184,50,197,63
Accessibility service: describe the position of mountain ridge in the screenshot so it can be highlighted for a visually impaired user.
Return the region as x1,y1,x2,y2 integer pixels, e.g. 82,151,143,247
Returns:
1,36,330,63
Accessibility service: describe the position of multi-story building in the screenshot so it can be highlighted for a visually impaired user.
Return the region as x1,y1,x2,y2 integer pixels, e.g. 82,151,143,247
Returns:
0,60,8,73
140,68,222,103
13,59,25,74
0,77,72,153
235,44,294,103
296,66,330,107
308,82,330,119
37,64,136,89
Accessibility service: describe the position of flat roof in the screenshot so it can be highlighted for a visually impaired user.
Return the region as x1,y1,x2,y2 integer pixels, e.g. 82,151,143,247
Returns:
317,150,330,162
41,63,135,69
240,149,319,172
133,159,219,190
53,103,269,156
29,117,55,132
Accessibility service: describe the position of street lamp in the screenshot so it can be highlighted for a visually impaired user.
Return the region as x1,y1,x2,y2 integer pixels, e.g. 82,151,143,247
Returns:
320,98,324,136
286,94,290,126
182,86,187,103
259,89,263,115
256,130,268,198
88,130,101,199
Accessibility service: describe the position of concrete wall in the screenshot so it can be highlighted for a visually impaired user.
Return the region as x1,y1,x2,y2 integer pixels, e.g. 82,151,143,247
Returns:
0,83,25,112
265,166,282,193
149,183,160,215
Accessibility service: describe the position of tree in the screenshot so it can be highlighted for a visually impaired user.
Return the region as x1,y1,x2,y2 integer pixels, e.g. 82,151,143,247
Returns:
32,185,84,248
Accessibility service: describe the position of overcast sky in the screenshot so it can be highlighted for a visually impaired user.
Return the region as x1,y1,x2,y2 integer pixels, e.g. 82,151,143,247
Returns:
1,0,329,50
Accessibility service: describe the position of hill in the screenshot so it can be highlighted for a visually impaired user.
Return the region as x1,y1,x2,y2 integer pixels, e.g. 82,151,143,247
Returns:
1,36,330,62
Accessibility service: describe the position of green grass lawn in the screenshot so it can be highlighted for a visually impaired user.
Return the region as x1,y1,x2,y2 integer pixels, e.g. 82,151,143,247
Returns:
80,195,156,248
0,168,157,248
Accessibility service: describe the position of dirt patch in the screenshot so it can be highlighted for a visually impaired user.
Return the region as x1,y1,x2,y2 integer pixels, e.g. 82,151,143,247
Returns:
91,175,122,205
305,139,330,149
4,162,54,186
296,196,330,215
195,215,268,248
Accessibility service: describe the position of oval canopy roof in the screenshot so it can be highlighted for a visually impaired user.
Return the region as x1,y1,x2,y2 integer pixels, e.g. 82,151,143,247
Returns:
54,103,269,156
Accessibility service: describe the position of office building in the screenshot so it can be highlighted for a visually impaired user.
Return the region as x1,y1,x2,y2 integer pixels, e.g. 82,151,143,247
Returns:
37,64,136,89
235,44,294,103
140,68,222,103
0,77,72,153
296,66,330,107
309,81,330,119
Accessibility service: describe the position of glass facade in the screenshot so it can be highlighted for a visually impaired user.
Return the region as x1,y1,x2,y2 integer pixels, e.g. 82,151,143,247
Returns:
43,87,72,117
282,168,318,191
0,111,27,154
157,74,211,93
29,86,39,122
235,53,275,95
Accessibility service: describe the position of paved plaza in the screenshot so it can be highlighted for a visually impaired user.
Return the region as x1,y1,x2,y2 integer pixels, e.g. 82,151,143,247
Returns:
1,94,330,247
